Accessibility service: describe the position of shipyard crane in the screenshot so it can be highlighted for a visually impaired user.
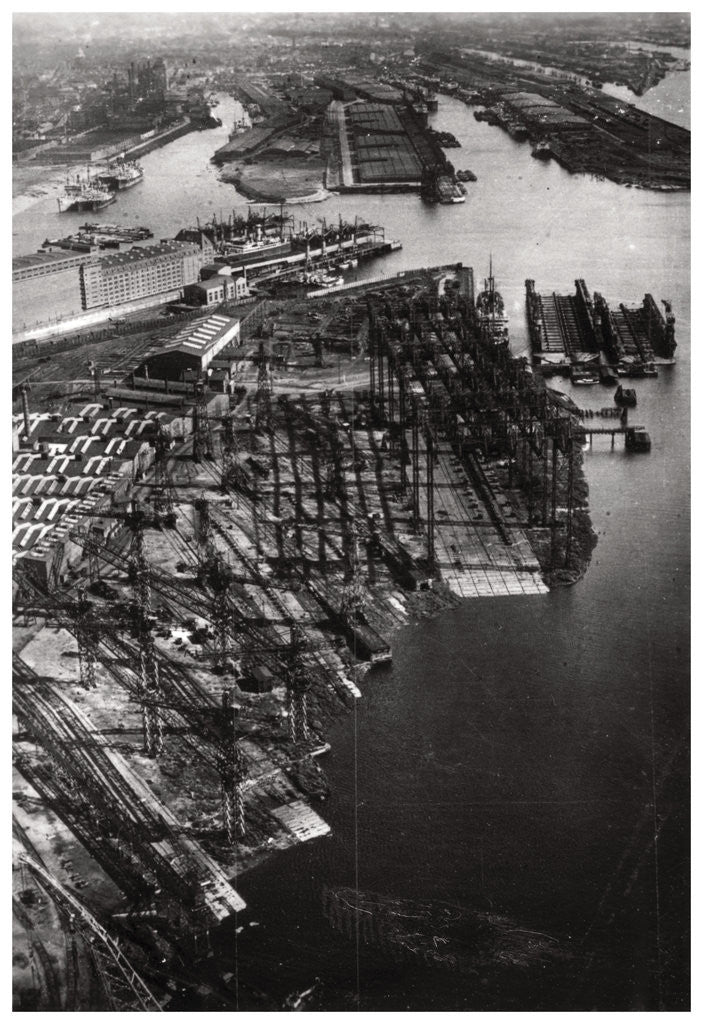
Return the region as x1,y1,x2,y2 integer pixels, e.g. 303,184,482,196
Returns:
254,340,274,434
220,412,241,493
218,689,247,844
192,379,214,462
18,856,163,1012
150,423,178,525
286,622,312,744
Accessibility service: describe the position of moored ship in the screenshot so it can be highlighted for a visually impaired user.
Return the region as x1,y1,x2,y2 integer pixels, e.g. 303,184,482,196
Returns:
95,159,144,191
57,181,116,213
476,257,510,342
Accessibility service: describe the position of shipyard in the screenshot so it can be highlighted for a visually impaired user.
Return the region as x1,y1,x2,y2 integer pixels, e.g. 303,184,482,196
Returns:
12,11,689,1014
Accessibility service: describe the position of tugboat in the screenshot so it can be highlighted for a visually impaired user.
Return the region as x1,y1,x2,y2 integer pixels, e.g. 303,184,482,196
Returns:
476,257,509,342
614,384,637,406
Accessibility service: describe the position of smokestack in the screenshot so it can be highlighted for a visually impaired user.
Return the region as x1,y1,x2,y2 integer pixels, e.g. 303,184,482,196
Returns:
20,384,31,437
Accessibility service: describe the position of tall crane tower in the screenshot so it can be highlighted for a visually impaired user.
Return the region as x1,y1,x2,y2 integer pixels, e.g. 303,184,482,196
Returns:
218,689,246,844
254,340,274,434
151,423,177,526
192,379,214,462
220,413,240,493
286,622,312,744
74,588,98,691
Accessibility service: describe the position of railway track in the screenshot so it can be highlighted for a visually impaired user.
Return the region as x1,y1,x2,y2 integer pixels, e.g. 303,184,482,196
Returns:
14,653,247,923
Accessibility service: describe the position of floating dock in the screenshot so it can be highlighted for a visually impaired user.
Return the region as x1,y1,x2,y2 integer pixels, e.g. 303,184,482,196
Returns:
526,278,676,380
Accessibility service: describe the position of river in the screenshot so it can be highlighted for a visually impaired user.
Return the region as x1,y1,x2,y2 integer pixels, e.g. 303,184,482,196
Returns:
12,69,690,1011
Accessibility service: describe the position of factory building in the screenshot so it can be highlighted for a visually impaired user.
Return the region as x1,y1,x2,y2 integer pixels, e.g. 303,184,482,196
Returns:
184,271,249,306
136,313,241,382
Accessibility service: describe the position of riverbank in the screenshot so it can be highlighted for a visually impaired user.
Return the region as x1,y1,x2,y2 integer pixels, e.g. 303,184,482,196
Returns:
12,121,201,218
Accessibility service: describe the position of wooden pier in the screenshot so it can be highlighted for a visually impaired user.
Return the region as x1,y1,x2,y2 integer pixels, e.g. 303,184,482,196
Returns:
580,425,648,450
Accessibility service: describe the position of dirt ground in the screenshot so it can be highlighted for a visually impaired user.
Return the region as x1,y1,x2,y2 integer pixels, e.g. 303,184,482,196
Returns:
220,156,325,202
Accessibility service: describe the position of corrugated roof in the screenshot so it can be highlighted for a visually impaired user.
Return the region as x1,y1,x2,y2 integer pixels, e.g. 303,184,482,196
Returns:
156,313,238,358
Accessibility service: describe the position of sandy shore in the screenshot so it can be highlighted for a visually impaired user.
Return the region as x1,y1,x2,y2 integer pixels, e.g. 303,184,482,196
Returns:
12,161,89,217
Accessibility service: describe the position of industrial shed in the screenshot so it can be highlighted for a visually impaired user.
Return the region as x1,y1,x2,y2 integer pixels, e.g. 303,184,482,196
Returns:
136,314,241,382
184,274,249,306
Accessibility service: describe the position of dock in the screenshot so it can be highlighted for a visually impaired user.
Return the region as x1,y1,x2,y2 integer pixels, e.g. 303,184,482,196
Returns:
526,278,676,377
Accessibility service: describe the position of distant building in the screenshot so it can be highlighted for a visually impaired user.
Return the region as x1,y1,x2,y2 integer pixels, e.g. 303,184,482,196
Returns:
313,74,357,102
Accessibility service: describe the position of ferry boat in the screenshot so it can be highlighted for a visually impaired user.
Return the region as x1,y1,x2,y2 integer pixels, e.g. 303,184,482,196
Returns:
95,159,144,191
476,258,509,342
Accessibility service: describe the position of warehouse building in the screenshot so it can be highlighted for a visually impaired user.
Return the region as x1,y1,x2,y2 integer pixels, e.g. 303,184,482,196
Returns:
13,251,96,333
85,241,203,309
136,313,241,381
13,241,203,334
184,270,249,306
12,404,188,588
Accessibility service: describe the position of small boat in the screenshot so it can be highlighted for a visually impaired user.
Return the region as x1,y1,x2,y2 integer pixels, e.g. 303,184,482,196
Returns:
625,427,651,452
531,140,551,160
614,384,637,406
